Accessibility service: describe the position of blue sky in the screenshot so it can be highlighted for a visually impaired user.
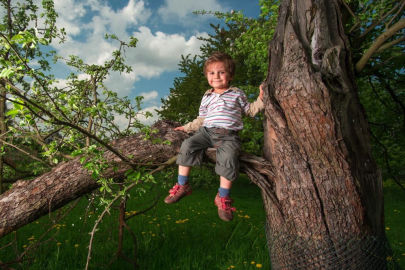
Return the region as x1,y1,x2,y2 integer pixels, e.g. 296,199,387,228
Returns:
50,0,261,124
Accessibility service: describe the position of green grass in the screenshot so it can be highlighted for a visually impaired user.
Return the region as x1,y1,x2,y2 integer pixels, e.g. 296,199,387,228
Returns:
0,175,404,269
384,180,405,268
0,174,269,269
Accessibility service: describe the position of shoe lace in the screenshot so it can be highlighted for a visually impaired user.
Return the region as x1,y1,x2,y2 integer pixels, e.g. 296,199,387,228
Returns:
221,197,236,212
169,184,181,196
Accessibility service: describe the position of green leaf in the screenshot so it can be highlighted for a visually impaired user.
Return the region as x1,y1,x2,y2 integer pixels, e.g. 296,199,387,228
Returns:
5,109,20,117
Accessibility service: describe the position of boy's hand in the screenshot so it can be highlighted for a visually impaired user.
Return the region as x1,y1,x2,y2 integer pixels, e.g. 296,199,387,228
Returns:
174,126,185,132
259,83,264,100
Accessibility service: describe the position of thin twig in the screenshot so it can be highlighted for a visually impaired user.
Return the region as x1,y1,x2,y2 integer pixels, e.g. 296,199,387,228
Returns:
84,155,177,270
0,138,49,165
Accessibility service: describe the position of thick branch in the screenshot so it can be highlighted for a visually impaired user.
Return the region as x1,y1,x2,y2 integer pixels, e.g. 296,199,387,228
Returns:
377,36,405,52
0,120,274,238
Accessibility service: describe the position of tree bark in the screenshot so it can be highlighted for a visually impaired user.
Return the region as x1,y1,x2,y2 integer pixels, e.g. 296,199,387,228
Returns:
260,0,385,269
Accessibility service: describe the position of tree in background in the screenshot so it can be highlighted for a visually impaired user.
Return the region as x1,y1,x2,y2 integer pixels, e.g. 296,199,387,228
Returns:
343,0,404,188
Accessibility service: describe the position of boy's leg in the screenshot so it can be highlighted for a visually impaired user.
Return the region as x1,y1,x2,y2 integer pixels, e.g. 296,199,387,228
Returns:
215,176,236,222
165,128,211,204
218,176,232,197
178,165,191,184
213,136,240,221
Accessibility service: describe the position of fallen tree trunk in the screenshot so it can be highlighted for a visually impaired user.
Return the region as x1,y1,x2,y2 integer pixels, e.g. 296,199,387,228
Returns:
0,120,273,238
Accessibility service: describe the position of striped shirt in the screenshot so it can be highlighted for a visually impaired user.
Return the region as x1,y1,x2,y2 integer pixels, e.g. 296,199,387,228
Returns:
199,87,251,131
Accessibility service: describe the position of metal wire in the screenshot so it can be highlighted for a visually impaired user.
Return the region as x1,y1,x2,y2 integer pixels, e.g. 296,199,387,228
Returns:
264,223,401,270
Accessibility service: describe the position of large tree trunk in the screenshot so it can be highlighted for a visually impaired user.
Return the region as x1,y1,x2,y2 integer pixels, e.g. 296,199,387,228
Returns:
259,0,385,269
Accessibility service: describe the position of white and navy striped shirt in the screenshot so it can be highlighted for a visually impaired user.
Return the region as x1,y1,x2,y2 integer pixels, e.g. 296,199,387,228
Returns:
199,87,251,131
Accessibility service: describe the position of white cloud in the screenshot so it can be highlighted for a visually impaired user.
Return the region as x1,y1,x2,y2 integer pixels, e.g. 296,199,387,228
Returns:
50,0,206,97
139,91,158,101
113,105,160,128
138,106,160,125
158,0,226,24
129,27,206,79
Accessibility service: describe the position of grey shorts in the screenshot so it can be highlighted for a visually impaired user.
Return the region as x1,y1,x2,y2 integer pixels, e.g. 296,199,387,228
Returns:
176,127,241,181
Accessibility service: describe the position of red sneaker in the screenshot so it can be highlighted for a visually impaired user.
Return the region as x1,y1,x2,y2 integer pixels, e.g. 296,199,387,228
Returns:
214,193,236,221
164,183,192,204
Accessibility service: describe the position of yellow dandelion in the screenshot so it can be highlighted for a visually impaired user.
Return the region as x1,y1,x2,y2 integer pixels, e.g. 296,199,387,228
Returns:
256,263,263,268
385,227,390,231
230,266,235,269
175,218,189,224
23,245,27,248
28,236,35,241
57,242,62,246
74,244,79,248
251,261,255,265
244,215,250,219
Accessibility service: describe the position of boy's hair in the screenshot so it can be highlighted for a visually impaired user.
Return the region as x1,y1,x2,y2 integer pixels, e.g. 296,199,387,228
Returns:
203,51,235,78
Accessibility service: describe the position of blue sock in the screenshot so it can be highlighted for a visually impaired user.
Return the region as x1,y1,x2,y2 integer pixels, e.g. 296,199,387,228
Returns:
218,187,230,198
178,175,189,186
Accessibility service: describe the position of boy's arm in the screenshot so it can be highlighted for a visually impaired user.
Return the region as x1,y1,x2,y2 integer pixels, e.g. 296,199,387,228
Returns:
176,117,205,133
246,96,264,117
246,83,265,117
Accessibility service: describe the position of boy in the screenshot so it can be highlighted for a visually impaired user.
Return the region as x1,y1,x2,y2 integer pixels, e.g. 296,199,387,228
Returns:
164,51,264,221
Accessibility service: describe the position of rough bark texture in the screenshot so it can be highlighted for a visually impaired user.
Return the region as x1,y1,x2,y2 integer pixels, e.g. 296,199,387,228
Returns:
260,0,385,269
0,120,272,238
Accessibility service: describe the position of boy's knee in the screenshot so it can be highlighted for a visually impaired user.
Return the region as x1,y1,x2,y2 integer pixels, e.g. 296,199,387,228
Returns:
215,165,239,182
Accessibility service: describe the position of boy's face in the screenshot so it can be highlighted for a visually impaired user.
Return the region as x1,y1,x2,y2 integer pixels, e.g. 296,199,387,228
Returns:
205,61,232,91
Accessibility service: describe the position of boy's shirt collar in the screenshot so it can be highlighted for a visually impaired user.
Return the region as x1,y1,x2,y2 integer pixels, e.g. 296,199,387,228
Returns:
204,86,238,95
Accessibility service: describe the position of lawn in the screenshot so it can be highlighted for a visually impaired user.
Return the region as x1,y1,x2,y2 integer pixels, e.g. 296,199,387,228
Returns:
0,173,404,269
